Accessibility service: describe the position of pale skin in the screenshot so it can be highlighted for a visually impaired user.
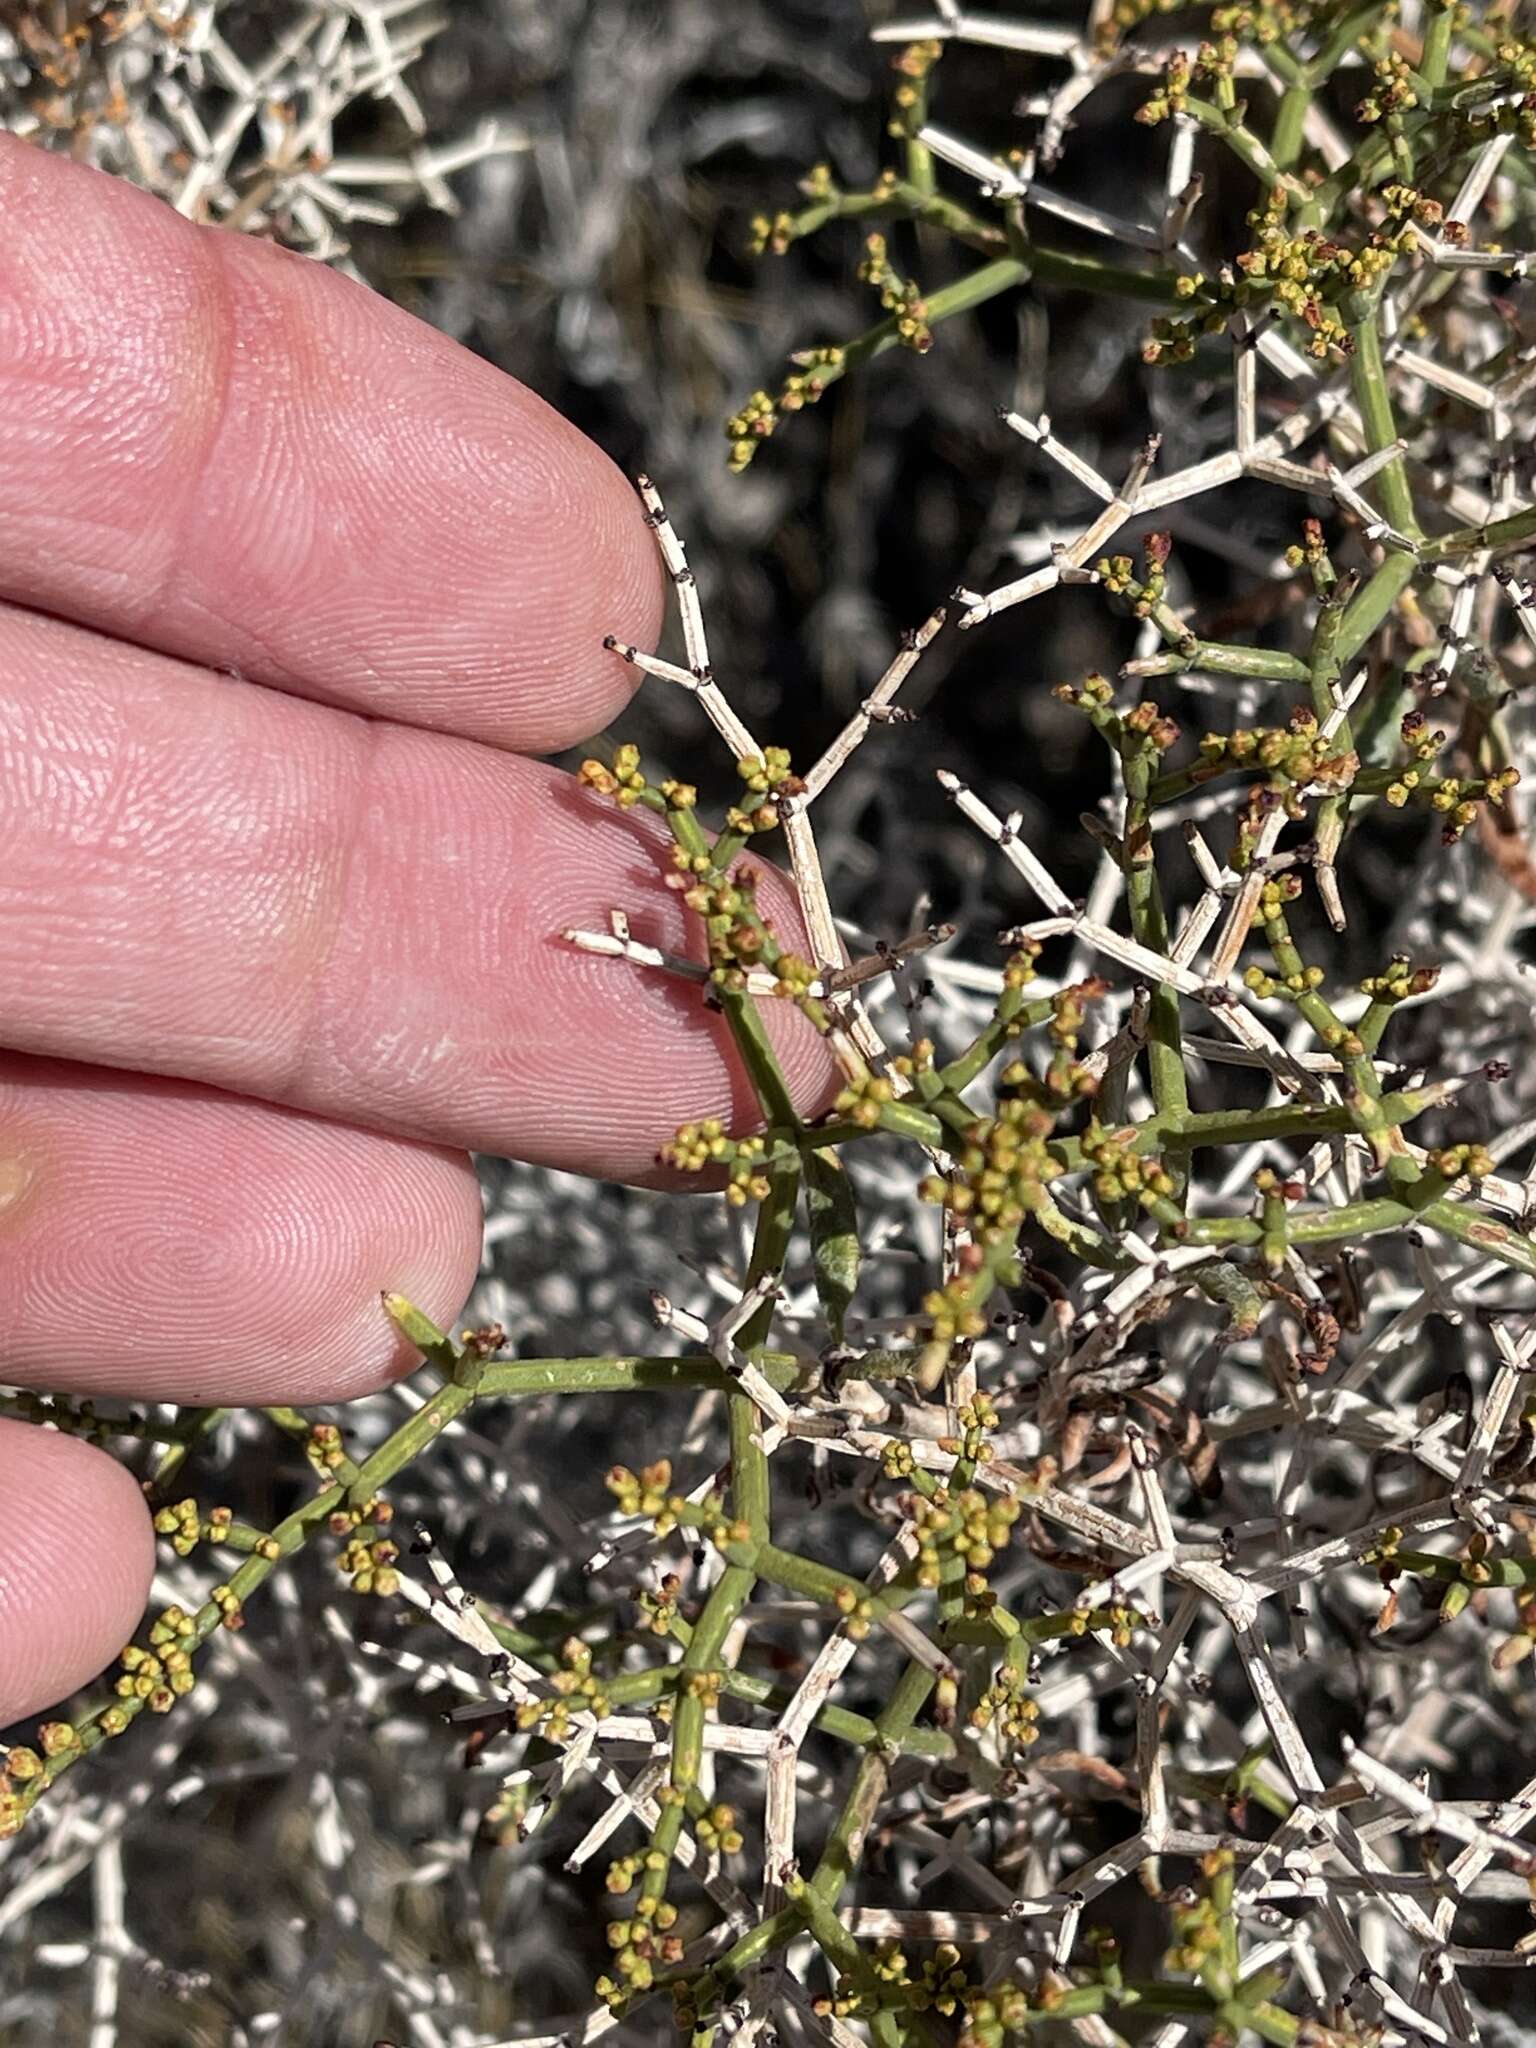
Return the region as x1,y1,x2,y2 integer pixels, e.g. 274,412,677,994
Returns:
0,138,833,1726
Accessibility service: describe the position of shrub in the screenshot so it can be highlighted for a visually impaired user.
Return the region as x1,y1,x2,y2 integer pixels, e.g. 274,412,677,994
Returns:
8,3,1536,2043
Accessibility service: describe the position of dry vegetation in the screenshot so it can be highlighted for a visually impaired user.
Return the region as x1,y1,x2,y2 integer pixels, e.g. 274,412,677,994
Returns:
8,6,1536,2047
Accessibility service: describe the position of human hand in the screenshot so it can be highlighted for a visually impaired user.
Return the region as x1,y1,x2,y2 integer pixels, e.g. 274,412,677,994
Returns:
0,139,830,1726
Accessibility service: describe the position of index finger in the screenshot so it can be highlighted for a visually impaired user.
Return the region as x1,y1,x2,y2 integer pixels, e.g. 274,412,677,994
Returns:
0,136,661,754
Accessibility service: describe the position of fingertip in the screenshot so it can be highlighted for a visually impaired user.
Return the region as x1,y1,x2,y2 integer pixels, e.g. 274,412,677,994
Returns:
0,136,666,752
338,1156,487,1400
0,1420,154,1727
0,1059,486,1405
199,220,669,750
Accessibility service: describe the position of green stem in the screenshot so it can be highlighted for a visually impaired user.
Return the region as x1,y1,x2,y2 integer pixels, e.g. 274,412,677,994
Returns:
1346,309,1421,540
1271,84,1311,169
1338,552,1418,664
1419,3,1456,91
641,1556,758,1910
1122,737,1188,1135
1391,1549,1536,1589
601,1662,954,1758
1305,2,1381,87
874,1098,949,1147
1052,1087,1436,1170
0,1395,211,1456
1182,95,1287,190
344,1381,481,1509
776,180,1192,302
793,258,1027,410
812,1659,936,1901
1167,1193,1536,1282
1130,643,1310,684
144,1408,235,1497
940,987,1058,1095
1422,1198,1536,1277
474,1353,803,1399
15,1379,481,1821
785,1877,911,2048
1420,502,1536,563
1307,575,1357,922
1029,242,1183,305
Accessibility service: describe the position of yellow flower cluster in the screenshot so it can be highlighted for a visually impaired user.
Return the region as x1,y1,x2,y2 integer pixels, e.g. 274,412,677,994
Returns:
725,349,846,471
970,1660,1041,1752
857,232,933,354
578,742,647,808
516,1636,612,1740
337,1534,399,1597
